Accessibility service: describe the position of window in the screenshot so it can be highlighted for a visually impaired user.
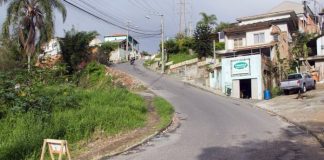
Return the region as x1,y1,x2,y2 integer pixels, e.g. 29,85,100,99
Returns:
234,38,243,48
288,74,302,80
254,33,265,44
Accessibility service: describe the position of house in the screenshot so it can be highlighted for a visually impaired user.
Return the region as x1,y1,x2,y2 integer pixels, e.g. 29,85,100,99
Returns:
303,35,324,82
268,1,319,34
42,38,61,57
213,1,319,100
104,34,140,63
89,37,102,56
36,38,62,68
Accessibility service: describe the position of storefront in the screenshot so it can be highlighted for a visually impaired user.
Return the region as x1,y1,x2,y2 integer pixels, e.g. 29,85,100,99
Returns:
222,54,263,100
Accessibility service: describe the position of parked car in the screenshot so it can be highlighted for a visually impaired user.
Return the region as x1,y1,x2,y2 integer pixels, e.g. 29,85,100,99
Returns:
280,73,316,95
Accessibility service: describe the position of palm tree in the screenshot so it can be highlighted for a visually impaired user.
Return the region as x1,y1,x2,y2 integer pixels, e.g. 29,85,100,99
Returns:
0,0,67,71
197,12,217,27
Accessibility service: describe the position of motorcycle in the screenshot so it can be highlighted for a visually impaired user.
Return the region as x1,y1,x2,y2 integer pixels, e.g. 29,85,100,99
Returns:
130,58,135,65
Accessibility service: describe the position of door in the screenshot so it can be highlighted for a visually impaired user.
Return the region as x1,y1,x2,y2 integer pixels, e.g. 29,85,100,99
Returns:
232,80,240,98
251,79,258,99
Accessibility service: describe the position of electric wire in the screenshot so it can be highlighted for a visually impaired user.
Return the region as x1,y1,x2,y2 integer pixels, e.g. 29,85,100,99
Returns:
77,0,160,33
63,0,161,35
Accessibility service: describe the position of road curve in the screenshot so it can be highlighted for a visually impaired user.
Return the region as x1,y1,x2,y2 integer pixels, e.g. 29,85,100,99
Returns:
108,61,323,160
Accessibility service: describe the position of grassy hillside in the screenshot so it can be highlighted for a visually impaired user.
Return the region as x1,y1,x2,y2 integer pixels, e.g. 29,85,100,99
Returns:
0,63,149,159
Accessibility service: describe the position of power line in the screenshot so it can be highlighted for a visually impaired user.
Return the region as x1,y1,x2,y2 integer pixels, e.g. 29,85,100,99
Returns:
63,0,161,35
78,0,160,33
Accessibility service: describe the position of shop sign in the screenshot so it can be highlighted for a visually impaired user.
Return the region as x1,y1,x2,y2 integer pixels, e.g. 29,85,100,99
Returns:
231,59,250,76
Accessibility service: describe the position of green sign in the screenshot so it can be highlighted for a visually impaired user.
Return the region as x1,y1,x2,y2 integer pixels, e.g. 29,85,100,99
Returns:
231,59,250,76
234,62,248,69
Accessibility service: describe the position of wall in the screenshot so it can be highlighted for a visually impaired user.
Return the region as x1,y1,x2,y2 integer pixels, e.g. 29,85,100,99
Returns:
315,61,324,82
246,28,272,46
317,36,324,56
209,69,222,90
225,34,246,50
105,36,127,42
44,38,61,56
221,54,263,99
110,48,129,63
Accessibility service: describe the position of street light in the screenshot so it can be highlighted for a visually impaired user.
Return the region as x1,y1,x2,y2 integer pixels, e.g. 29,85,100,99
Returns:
146,14,165,74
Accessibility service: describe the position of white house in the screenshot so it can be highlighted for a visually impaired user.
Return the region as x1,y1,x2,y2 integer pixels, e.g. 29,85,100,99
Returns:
213,1,319,100
104,34,140,63
42,38,61,57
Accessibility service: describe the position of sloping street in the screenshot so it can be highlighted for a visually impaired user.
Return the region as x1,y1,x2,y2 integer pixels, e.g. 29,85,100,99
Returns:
109,61,324,160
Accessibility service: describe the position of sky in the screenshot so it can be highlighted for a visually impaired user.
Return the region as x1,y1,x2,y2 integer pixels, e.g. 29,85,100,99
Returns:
0,0,320,53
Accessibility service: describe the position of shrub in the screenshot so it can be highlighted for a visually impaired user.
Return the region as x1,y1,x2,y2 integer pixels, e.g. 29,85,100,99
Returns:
0,38,23,71
60,28,98,73
76,62,112,88
271,87,283,98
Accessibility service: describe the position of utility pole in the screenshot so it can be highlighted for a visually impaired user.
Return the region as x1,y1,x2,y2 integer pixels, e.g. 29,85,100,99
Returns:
145,14,165,73
178,0,186,34
126,21,130,60
213,40,216,65
161,15,165,73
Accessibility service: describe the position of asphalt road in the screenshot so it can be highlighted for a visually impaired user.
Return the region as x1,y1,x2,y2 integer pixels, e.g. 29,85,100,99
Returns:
108,61,324,160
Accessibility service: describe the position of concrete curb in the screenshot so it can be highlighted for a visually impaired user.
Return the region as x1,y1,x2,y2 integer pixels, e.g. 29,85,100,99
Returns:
254,103,324,148
98,114,176,160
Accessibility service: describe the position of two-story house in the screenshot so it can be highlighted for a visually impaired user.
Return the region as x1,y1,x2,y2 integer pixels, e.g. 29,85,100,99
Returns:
104,34,140,63
213,1,320,100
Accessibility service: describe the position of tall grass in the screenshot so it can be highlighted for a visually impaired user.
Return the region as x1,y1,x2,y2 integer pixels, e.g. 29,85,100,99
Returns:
168,53,197,64
153,97,174,129
0,86,147,160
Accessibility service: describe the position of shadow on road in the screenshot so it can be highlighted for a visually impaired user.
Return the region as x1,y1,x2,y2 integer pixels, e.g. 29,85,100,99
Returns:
197,129,324,160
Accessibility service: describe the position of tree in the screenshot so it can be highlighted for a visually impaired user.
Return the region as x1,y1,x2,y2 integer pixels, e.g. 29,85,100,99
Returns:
215,22,232,32
60,28,98,73
140,51,150,56
291,33,313,59
163,39,179,54
197,12,217,27
0,37,22,71
97,41,118,64
0,0,67,71
193,24,213,59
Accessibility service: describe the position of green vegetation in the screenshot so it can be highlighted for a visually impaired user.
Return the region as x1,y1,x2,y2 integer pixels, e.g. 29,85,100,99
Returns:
144,59,156,67
193,24,213,59
168,52,197,64
1,0,67,71
60,28,99,73
97,41,119,64
197,12,217,27
153,97,174,129
271,86,283,98
215,42,225,50
0,62,148,160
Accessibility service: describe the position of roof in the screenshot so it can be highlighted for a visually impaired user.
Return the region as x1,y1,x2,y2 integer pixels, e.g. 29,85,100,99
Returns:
268,1,304,14
224,18,298,35
106,34,127,37
224,21,272,34
237,10,295,22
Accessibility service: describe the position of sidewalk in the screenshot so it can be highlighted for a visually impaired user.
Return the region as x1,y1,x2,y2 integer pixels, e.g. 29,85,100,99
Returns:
184,77,324,147
256,85,324,146
182,79,261,106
